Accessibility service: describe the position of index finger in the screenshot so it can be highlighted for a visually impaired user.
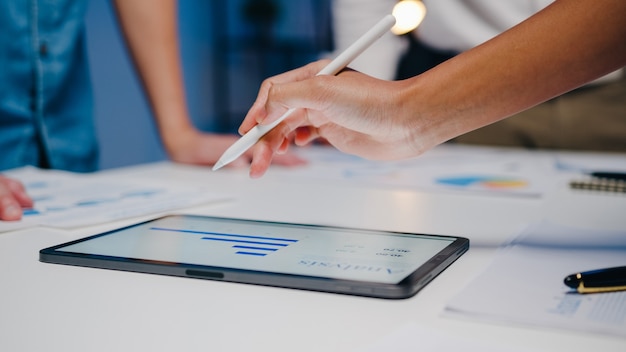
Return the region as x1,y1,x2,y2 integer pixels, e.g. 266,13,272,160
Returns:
239,60,330,135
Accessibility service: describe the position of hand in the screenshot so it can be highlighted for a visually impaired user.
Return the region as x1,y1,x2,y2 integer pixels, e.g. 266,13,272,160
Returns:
240,0,626,179
240,61,425,178
162,127,308,169
0,175,33,221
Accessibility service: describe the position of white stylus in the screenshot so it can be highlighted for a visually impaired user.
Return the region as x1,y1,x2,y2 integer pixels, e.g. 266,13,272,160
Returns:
212,14,396,171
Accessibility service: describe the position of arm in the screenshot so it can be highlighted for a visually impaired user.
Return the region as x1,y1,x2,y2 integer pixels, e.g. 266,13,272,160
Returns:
112,0,196,162
112,0,305,167
240,0,626,177
0,176,33,221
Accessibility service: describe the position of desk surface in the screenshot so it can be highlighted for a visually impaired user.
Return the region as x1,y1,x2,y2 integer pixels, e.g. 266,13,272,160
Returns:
1,146,625,351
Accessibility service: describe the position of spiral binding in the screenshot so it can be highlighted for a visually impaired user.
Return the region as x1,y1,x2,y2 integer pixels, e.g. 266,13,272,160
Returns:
570,178,626,193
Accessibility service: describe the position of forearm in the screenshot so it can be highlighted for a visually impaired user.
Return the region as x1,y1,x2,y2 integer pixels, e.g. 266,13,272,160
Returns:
112,0,193,147
404,0,626,150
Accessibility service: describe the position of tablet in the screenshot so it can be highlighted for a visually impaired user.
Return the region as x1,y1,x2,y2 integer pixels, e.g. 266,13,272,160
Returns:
39,215,469,299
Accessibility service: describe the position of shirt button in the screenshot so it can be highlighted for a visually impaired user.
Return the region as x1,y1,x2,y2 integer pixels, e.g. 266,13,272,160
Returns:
39,42,48,56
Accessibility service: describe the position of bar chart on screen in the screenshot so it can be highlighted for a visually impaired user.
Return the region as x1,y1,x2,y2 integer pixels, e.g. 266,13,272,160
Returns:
149,226,299,257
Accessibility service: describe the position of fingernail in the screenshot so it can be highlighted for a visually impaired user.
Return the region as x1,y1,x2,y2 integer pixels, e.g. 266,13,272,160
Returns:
4,204,21,219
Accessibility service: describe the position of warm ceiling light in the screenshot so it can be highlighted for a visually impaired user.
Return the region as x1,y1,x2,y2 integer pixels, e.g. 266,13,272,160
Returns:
391,0,427,35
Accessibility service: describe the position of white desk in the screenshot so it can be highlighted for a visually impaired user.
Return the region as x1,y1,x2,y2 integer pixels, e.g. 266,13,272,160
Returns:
1,146,625,351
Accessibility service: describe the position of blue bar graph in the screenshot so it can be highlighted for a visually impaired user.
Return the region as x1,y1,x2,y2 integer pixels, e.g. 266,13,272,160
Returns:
150,227,297,242
150,226,298,256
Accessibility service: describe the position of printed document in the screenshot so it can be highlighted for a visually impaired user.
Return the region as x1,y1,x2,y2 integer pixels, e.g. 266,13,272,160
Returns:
0,166,229,232
444,222,626,337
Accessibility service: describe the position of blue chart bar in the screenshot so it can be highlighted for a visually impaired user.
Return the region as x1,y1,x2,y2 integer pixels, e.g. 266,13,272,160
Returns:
150,227,297,242
150,226,298,256
232,245,279,252
232,245,278,257
22,208,41,216
236,251,267,256
200,237,289,246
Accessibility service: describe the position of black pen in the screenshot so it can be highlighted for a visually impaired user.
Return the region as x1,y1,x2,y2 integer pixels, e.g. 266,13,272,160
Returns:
590,171,626,182
564,266,626,294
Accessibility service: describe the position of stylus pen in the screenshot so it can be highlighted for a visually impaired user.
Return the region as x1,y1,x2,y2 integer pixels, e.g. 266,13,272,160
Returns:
212,14,397,171
564,265,626,294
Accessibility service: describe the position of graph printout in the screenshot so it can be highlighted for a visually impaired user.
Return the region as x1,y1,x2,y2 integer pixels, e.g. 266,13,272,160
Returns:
0,167,227,232
279,145,556,197
444,222,626,338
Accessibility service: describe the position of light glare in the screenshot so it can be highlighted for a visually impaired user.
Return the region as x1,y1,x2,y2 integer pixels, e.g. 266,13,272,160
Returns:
391,0,427,35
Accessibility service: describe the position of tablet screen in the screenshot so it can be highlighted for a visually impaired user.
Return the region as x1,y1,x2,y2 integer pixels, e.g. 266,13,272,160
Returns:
41,215,468,298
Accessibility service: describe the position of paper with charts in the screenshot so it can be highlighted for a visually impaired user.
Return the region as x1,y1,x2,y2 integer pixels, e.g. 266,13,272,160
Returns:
0,166,228,232
444,221,626,338
283,144,626,197
282,145,560,197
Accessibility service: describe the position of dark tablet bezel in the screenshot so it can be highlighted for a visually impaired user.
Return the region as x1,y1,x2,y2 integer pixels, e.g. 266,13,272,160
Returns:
39,215,469,299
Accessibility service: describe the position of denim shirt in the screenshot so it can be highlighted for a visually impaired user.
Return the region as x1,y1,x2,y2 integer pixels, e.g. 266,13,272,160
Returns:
0,0,97,172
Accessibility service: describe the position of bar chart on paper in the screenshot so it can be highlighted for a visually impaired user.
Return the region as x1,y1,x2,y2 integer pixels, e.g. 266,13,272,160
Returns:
0,166,228,232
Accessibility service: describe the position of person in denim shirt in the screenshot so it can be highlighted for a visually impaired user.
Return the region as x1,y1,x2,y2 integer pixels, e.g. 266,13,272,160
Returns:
0,0,97,172
0,0,304,221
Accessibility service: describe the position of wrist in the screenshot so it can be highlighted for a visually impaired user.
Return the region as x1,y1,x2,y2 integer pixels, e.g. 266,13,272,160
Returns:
395,77,450,157
159,121,196,155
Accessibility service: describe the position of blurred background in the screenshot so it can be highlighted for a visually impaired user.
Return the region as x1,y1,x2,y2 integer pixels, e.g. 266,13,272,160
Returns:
68,0,626,170
86,0,376,170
